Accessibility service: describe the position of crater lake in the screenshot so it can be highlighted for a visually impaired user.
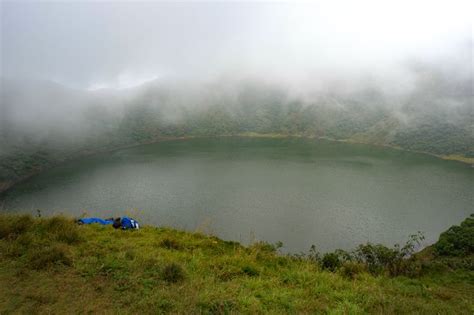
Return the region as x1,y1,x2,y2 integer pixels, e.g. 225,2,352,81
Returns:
1,137,472,252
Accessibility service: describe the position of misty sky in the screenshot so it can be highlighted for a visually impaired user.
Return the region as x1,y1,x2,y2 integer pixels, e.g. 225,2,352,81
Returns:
1,0,472,91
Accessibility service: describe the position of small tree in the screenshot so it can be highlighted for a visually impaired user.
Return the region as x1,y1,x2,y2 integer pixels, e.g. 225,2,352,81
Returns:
354,232,424,276
434,214,474,257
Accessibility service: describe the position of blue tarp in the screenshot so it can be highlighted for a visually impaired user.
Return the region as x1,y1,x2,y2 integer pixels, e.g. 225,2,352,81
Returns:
78,218,114,225
78,217,139,229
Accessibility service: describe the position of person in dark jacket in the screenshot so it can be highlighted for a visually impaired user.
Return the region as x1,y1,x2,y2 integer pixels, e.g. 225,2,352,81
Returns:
113,217,140,230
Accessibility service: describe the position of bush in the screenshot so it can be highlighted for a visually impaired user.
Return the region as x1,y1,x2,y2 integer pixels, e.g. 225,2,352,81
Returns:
161,263,185,283
317,233,425,276
434,214,474,257
28,244,72,270
354,243,397,275
353,232,424,276
322,252,342,272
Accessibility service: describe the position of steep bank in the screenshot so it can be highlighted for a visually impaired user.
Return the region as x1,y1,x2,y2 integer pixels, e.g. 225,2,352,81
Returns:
0,214,472,313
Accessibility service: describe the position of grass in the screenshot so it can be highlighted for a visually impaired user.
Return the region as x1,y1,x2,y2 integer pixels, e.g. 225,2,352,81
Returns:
0,214,473,314
442,154,474,165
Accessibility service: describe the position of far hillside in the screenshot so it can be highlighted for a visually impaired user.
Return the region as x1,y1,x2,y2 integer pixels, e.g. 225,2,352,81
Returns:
1,61,473,192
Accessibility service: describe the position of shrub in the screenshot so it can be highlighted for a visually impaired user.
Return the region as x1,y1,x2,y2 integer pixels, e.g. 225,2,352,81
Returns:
434,214,474,257
353,232,424,276
334,249,353,263
354,243,396,275
322,252,342,271
28,244,72,270
161,263,185,283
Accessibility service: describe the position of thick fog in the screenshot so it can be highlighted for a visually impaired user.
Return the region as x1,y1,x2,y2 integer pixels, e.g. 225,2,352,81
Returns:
2,1,472,88
0,1,472,156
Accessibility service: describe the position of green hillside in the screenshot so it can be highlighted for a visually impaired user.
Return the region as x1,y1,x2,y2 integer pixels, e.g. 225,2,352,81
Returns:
1,214,472,314
2,76,473,192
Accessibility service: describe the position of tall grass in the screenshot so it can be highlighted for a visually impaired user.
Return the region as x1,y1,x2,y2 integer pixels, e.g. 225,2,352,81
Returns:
0,213,472,314
0,214,34,239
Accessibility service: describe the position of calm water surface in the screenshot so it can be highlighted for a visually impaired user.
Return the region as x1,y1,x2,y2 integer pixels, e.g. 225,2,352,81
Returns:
1,138,472,252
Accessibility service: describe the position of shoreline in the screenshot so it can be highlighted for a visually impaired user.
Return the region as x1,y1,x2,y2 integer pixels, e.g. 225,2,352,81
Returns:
1,133,472,195
232,133,474,165
0,136,190,195
323,137,474,165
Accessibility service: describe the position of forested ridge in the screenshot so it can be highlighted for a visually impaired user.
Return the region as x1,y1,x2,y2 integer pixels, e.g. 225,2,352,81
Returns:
1,71,473,192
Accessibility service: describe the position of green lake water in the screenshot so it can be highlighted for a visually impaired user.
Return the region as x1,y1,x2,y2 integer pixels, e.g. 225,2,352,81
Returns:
1,138,472,252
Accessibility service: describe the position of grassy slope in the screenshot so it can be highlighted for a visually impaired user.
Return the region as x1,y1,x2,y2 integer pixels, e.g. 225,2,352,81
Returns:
0,215,473,314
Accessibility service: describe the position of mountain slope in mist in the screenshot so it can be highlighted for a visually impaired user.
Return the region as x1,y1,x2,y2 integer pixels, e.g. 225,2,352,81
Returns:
1,64,473,191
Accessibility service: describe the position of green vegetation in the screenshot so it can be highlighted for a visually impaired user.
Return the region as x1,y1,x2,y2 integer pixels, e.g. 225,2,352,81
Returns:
1,214,473,313
317,232,426,277
2,82,473,193
434,214,474,257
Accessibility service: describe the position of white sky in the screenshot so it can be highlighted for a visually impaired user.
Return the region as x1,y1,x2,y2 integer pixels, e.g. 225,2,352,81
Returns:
1,0,472,90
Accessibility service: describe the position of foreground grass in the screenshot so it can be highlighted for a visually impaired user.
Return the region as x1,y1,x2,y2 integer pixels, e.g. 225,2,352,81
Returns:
0,215,473,314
